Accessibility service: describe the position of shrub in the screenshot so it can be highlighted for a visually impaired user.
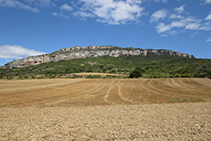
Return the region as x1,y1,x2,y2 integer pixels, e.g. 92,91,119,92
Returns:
205,70,211,79
86,75,101,78
129,67,143,78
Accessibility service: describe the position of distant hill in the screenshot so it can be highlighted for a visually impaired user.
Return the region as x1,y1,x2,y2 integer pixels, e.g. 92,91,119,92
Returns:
0,46,210,79
1,45,194,69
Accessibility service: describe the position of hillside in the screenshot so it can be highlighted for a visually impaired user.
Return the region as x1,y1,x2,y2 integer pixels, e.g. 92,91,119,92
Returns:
1,45,194,69
0,46,210,79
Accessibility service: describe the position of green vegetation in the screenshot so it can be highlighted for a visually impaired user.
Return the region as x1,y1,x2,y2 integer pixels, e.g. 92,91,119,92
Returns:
169,98,188,102
129,67,144,78
0,54,211,79
86,75,101,78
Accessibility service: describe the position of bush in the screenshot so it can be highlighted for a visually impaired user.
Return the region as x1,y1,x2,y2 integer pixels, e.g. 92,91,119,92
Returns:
205,70,211,79
129,67,143,78
86,75,101,78
110,70,117,74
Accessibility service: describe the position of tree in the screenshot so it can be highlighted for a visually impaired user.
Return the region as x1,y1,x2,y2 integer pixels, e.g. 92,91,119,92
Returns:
205,69,211,79
129,67,143,78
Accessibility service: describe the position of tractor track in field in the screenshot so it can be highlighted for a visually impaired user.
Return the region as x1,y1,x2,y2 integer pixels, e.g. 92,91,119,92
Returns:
0,78,211,140
45,81,110,106
117,81,133,104
0,78,211,107
104,80,118,104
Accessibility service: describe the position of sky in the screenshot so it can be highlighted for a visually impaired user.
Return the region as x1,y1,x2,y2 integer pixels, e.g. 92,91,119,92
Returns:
0,0,211,66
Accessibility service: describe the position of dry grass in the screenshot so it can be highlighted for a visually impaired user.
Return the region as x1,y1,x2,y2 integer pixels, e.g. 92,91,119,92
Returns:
0,78,211,140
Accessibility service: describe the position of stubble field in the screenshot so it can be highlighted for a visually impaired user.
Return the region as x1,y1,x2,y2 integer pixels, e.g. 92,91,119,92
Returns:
0,78,211,140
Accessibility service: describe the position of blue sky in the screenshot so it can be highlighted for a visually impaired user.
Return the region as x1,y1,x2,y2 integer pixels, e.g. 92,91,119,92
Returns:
0,0,211,66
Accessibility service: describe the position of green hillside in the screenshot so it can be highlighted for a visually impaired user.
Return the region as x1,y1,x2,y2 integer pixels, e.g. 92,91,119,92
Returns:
0,54,211,79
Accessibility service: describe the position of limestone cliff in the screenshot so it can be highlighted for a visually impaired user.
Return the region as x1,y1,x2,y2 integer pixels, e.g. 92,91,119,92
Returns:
1,46,195,69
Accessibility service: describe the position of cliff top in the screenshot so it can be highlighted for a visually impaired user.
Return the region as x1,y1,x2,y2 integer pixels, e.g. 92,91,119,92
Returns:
1,45,195,69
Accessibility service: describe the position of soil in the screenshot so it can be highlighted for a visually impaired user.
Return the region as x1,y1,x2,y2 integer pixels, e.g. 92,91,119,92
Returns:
0,78,210,140
0,103,211,140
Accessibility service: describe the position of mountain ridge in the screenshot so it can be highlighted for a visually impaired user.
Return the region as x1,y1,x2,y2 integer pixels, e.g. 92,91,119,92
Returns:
1,45,195,69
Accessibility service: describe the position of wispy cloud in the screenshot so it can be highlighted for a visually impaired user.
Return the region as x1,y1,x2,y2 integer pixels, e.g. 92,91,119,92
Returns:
73,11,95,18
150,9,167,23
156,23,171,33
204,0,211,4
52,3,72,19
205,13,211,20
151,5,211,35
0,45,46,59
37,0,52,7
60,4,73,11
174,5,185,14
171,20,186,28
26,0,52,7
52,12,58,16
0,0,39,12
185,23,201,30
0,0,54,12
154,0,168,3
199,21,211,31
206,37,211,42
169,14,184,19
52,12,69,18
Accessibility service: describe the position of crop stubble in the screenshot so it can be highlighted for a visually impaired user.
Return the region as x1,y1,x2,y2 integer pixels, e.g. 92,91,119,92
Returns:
0,78,211,140
0,78,210,107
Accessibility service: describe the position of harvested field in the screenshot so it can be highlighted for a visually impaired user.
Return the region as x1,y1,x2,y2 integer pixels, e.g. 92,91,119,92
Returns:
0,78,211,140
0,78,210,107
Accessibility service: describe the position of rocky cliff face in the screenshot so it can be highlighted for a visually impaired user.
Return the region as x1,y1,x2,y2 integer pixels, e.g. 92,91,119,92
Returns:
1,46,195,69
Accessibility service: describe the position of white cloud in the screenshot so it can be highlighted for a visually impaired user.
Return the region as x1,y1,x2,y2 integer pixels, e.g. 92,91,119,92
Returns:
60,4,73,11
185,16,200,22
52,12,69,18
0,0,39,12
161,34,167,37
154,0,168,3
75,0,144,25
171,20,186,28
169,14,184,19
185,23,201,30
204,0,211,4
169,16,210,33
183,17,202,30
126,0,142,4
205,13,211,20
59,13,69,18
169,30,177,35
23,0,52,7
0,45,46,59
52,12,58,16
156,23,171,33
199,21,211,31
174,5,185,14
150,9,167,23
153,6,211,35
206,37,211,42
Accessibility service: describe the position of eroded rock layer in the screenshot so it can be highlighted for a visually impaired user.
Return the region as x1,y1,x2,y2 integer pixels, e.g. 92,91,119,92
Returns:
1,46,195,68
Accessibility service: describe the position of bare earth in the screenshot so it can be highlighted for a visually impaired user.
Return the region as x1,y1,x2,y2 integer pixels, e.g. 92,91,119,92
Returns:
0,78,211,140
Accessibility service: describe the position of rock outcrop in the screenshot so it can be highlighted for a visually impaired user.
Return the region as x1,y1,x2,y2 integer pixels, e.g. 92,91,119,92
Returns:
1,46,195,69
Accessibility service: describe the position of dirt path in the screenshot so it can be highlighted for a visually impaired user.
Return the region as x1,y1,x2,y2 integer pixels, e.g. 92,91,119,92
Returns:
0,102,210,140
